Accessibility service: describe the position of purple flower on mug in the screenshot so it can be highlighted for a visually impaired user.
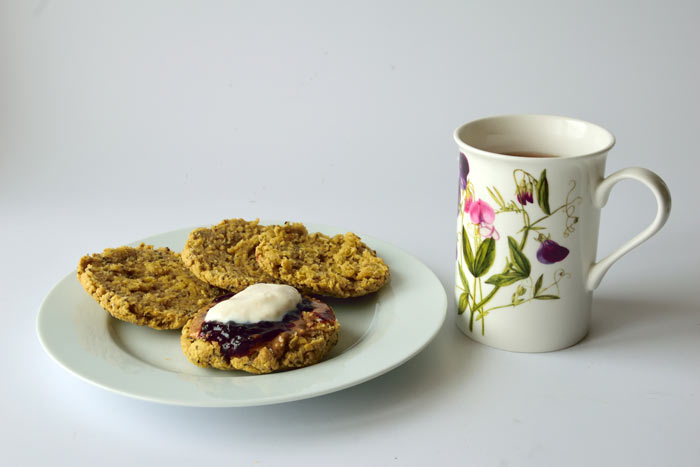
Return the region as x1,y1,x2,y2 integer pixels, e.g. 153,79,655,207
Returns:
516,184,534,205
459,153,469,191
536,234,569,264
516,179,534,205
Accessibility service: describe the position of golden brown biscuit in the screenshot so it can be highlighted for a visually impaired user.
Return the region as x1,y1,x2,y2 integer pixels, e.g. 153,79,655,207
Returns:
255,223,390,298
77,244,225,330
181,218,275,292
181,295,340,374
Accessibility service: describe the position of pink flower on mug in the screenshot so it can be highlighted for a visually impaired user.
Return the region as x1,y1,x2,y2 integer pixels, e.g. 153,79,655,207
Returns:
536,234,569,264
469,199,495,224
468,199,500,239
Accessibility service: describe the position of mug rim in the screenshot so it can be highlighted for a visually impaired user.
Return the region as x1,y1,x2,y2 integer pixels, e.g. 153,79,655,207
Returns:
453,114,616,161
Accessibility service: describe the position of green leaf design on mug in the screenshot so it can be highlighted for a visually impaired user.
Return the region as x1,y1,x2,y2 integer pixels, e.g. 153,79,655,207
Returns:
458,292,470,314
485,271,524,287
462,226,475,275
508,236,531,276
534,274,544,296
534,294,560,300
458,261,470,291
472,237,496,277
536,169,551,215
487,186,507,209
484,238,530,287
457,260,471,315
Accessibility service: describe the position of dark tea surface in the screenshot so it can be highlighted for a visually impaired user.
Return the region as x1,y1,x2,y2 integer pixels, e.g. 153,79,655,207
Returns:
500,151,559,158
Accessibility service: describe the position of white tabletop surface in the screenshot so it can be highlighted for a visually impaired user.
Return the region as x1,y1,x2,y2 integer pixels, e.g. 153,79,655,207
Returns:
2,1,699,466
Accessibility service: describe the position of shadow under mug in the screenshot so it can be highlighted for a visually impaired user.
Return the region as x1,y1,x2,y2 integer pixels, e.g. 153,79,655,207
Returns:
454,114,671,352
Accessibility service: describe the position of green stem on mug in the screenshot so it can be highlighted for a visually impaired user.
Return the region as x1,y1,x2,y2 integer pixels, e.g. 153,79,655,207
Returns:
469,275,477,331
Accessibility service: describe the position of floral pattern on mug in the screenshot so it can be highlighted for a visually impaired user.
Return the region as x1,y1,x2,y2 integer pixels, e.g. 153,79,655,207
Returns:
535,234,570,264
465,198,500,240
456,155,582,335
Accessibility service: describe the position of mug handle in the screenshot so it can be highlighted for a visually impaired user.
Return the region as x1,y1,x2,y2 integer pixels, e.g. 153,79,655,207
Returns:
587,167,672,290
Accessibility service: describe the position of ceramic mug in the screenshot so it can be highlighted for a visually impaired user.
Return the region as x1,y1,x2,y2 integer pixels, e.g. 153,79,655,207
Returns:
453,115,671,352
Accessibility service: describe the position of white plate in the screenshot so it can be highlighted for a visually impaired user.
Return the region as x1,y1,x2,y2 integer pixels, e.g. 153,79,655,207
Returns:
37,224,447,407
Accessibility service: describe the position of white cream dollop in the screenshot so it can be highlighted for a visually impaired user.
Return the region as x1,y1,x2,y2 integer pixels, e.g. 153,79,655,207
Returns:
204,283,302,324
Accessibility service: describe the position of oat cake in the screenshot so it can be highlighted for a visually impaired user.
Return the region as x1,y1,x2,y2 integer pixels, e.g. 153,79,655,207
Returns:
77,244,225,330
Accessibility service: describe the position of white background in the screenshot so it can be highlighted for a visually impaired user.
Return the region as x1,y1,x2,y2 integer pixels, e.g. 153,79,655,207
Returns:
2,1,699,466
